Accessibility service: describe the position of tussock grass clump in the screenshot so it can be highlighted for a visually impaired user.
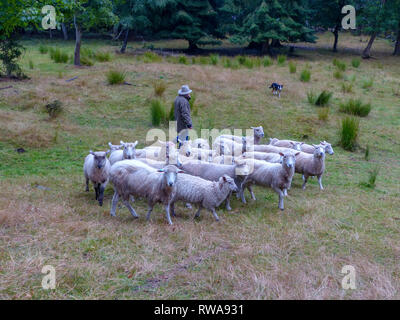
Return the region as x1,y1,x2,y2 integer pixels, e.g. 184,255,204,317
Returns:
307,90,317,104
198,56,209,65
153,79,166,97
210,54,219,66
300,69,311,82
237,56,246,65
49,48,69,63
277,54,287,66
39,44,48,54
189,93,199,116
95,51,111,62
263,56,273,67
334,70,343,79
351,58,360,68
45,100,63,119
169,102,175,121
317,107,330,121
143,51,162,63
341,82,353,93
362,78,373,89
28,60,34,70
178,55,188,64
106,70,126,85
360,165,380,189
289,61,296,73
315,90,332,106
339,98,371,117
339,116,359,151
333,58,346,71
151,99,166,126
80,55,94,66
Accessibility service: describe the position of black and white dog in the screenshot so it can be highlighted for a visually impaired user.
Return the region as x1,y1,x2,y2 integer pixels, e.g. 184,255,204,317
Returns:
269,82,283,98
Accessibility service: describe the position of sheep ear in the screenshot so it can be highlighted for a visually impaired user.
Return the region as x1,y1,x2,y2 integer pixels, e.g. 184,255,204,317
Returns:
222,176,227,182
90,150,94,155
300,142,304,145
289,141,294,146
133,141,138,147
279,152,284,156
177,169,184,173
295,152,300,156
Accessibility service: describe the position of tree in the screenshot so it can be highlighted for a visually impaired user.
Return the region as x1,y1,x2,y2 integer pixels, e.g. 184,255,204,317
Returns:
225,0,315,54
154,0,223,51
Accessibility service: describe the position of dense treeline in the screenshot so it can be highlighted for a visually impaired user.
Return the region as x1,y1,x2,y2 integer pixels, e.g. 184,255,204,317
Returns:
1,0,400,77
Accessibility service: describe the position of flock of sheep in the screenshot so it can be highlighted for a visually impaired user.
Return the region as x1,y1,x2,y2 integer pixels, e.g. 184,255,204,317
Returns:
83,126,334,225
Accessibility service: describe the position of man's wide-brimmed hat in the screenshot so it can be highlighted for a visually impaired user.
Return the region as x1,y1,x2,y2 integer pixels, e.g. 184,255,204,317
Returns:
178,85,192,95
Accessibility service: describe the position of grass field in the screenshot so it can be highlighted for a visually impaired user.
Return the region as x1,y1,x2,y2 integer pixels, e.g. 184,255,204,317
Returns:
0,32,399,299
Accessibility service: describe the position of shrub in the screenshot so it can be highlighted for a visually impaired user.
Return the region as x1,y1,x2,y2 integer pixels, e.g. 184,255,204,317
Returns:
339,98,371,117
341,82,353,93
263,56,273,67
334,70,343,79
95,51,111,62
315,90,332,106
277,54,286,66
153,79,166,97
39,44,48,54
169,102,175,121
80,55,94,66
317,107,329,121
307,91,317,104
178,55,188,64
45,100,63,119
333,58,346,71
339,116,359,151
151,99,166,126
351,58,360,68
210,54,219,65
300,69,311,82
360,165,379,189
49,48,69,63
106,70,126,85
237,56,246,65
289,61,296,73
362,78,373,89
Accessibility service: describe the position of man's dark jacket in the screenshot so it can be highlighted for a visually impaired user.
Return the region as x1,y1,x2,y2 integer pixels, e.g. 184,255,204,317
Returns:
174,95,192,133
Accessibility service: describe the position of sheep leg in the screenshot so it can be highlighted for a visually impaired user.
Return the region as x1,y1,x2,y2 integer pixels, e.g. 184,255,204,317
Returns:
194,207,202,218
165,204,173,225
283,188,288,197
146,204,153,221
273,187,285,211
85,178,89,192
98,185,105,207
171,202,176,217
302,175,309,190
240,186,247,204
210,208,220,222
110,191,119,217
124,200,138,218
317,174,324,190
225,192,232,211
248,185,256,201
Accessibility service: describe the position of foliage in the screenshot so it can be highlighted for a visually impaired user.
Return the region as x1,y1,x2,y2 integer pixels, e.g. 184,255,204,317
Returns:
50,48,69,63
339,99,371,117
45,100,63,119
263,56,273,67
360,165,380,189
339,116,359,151
315,90,332,106
317,107,329,121
307,90,317,104
151,99,166,126
106,70,126,85
277,54,286,65
351,58,360,68
362,78,374,89
289,61,296,73
0,38,26,78
341,82,353,93
300,69,311,82
153,79,167,97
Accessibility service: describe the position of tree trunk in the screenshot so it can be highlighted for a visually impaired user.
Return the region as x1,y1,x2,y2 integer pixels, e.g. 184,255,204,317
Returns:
188,40,198,52
271,39,282,48
332,24,340,52
362,33,377,59
261,39,272,55
120,28,129,53
61,23,68,40
393,25,400,56
74,15,81,66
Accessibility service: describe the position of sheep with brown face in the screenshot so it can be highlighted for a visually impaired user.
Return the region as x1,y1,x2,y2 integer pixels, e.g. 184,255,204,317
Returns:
84,150,111,206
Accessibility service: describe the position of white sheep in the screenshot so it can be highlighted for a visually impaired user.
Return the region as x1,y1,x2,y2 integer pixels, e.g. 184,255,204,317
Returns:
252,143,294,154
191,138,210,150
108,142,122,154
295,145,326,190
84,150,111,206
109,159,183,225
213,138,254,156
190,147,217,162
136,140,190,163
217,126,265,145
170,174,238,221
269,138,303,151
242,151,283,163
109,140,138,165
240,152,298,210
178,159,249,211
300,141,334,155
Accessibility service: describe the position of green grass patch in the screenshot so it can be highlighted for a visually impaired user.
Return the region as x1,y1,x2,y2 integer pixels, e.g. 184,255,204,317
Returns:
277,54,286,66
315,90,332,106
351,58,360,68
106,70,126,85
288,61,296,73
300,69,311,82
339,116,359,151
339,98,371,117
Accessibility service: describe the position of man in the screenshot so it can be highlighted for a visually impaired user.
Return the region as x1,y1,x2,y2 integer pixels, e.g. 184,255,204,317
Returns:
174,85,193,145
